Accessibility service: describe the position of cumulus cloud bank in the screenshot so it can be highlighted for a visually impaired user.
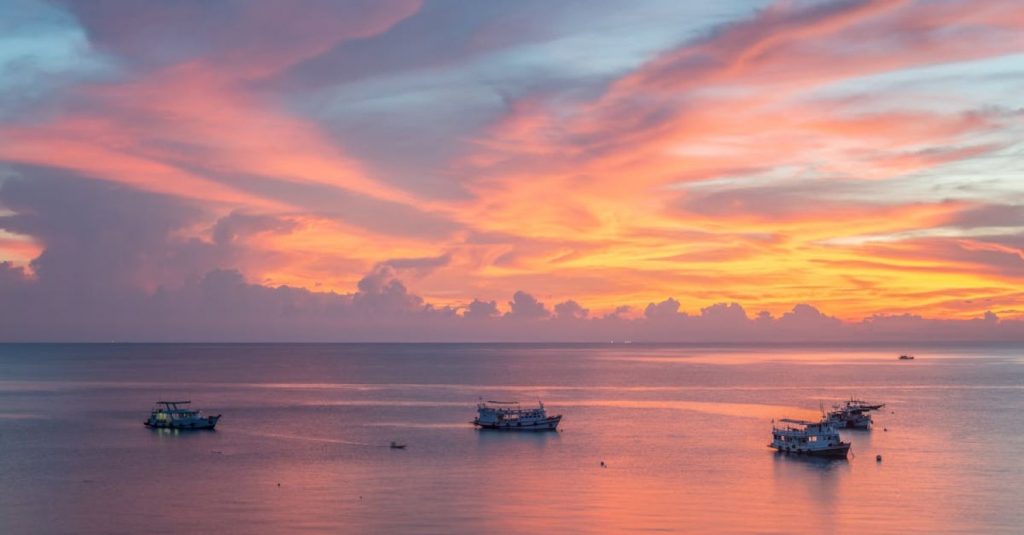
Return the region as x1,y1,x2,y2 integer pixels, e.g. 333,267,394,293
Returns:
0,172,1021,342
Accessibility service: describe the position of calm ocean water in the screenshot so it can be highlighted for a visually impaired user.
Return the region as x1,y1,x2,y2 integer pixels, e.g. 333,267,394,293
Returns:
0,343,1021,534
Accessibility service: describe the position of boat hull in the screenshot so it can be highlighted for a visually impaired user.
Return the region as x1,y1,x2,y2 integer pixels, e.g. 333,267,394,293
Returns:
770,442,850,458
144,415,220,430
829,418,871,429
473,415,561,431
826,409,872,429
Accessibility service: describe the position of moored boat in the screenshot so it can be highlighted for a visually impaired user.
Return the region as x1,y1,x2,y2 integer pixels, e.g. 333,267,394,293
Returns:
144,401,221,430
826,405,872,429
826,398,885,429
472,400,561,431
770,418,850,458
899,354,915,360
844,398,885,411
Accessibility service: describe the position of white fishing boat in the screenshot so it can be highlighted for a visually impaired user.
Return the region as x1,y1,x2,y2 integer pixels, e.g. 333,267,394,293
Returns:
144,401,221,430
826,398,884,429
770,418,850,458
472,400,561,431
826,406,871,429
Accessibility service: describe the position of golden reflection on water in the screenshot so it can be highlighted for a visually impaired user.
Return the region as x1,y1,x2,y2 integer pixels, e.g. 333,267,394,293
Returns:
569,399,821,420
460,413,972,534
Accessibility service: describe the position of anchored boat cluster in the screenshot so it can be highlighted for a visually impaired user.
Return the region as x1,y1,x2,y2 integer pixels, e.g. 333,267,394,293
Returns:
770,398,886,458
144,396,886,460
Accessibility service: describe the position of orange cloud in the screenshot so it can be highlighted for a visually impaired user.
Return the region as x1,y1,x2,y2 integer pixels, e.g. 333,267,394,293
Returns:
445,0,1024,320
3,0,1022,327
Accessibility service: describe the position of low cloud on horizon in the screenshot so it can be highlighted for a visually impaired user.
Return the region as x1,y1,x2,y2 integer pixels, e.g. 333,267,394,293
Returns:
0,170,1020,343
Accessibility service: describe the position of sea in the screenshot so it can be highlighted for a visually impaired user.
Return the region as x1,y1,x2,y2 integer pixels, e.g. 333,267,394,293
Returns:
0,343,1021,534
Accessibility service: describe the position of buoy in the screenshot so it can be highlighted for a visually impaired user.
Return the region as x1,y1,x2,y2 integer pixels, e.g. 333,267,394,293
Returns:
876,455,882,462
883,427,888,432
277,483,281,487
600,461,606,467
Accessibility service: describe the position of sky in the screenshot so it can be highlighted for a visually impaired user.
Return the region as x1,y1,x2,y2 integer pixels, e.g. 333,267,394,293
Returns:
0,0,1022,341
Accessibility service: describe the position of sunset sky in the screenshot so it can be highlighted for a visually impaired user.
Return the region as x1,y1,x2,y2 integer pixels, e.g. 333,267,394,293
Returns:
1,0,1023,340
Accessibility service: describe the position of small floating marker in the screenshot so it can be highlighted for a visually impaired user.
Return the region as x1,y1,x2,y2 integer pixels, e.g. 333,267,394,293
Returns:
876,455,882,462
883,427,888,432
600,461,606,468
277,483,281,487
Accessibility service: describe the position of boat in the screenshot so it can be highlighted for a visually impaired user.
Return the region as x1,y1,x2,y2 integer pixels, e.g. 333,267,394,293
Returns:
825,398,884,429
390,441,407,449
899,354,915,360
143,401,221,430
844,398,885,411
770,418,850,458
472,400,562,431
825,404,872,429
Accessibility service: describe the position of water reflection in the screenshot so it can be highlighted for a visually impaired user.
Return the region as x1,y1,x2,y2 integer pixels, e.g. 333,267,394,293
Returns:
571,398,819,420
772,450,850,470
1,343,1020,533
475,428,560,450
771,452,848,531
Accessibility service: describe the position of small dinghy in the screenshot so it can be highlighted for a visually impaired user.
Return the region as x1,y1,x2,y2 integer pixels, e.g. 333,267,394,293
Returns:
390,441,407,449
